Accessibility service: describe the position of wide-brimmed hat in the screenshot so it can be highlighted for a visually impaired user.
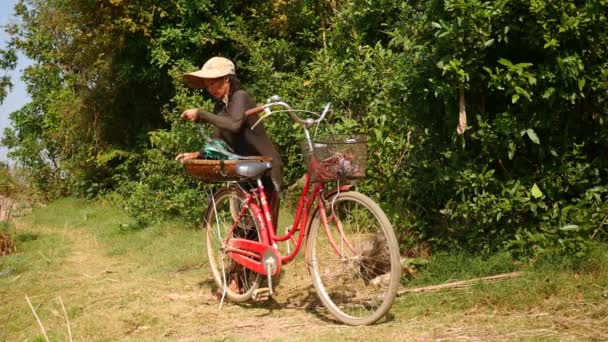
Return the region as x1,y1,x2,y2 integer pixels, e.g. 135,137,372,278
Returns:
183,57,236,89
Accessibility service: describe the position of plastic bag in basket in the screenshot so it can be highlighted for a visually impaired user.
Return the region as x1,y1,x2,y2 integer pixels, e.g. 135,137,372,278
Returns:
315,152,362,181
202,139,240,160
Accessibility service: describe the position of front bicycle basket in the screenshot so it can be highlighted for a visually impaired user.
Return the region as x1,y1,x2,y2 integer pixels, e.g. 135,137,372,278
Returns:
302,135,367,182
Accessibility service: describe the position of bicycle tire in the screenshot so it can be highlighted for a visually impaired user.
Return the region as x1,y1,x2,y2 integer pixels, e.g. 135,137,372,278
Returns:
205,187,261,302
306,191,401,325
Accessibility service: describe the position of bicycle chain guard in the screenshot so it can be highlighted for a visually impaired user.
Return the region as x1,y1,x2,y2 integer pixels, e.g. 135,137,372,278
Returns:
226,238,282,277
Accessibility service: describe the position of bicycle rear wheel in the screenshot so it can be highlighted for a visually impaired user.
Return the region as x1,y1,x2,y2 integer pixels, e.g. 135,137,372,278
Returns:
205,187,261,302
307,191,401,325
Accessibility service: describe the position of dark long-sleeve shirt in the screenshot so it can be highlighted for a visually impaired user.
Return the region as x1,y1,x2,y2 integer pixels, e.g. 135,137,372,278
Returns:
196,89,283,191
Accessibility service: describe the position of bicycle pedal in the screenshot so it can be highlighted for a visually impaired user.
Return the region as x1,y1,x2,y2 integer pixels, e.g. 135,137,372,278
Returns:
252,287,271,302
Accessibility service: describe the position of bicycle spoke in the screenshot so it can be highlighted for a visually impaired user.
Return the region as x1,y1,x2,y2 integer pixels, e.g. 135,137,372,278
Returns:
205,187,261,302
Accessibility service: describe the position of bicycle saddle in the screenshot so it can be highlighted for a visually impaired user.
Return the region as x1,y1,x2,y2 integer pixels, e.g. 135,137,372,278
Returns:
235,161,272,179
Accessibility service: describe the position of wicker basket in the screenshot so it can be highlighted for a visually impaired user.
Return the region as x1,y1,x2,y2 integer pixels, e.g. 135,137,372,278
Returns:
182,157,272,182
302,135,367,182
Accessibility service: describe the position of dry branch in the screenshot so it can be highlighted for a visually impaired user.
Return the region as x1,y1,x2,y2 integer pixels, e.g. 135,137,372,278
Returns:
38,251,52,263
25,296,50,342
398,271,523,295
58,296,73,342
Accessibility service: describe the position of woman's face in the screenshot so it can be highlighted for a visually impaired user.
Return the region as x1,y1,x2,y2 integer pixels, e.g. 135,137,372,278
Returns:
204,77,230,100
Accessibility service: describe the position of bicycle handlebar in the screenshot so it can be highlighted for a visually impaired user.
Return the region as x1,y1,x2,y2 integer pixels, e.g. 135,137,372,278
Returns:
245,106,265,116
248,95,331,129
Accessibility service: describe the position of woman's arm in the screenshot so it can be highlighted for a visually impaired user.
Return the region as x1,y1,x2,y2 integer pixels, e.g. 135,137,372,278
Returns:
200,91,251,132
181,91,251,133
195,108,243,133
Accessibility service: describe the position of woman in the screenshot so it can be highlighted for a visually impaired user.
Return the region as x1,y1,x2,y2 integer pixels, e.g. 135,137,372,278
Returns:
176,57,283,222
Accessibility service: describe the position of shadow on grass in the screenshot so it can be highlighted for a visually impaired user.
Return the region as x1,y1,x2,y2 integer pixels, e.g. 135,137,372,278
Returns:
242,284,396,326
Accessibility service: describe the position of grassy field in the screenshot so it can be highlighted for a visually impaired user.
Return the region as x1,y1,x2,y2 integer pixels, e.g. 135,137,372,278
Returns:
1,198,607,341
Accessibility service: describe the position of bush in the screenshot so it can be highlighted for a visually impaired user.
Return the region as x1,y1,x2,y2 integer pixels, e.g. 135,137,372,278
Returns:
4,0,608,259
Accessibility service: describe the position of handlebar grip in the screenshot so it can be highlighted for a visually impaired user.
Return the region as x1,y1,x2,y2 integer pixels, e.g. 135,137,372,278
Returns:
245,106,265,116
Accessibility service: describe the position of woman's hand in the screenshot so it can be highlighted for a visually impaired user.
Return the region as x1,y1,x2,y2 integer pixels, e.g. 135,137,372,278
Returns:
181,108,200,122
175,151,202,162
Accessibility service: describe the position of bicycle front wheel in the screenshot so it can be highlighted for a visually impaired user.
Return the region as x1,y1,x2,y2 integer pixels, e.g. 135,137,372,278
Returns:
307,191,401,325
205,187,261,302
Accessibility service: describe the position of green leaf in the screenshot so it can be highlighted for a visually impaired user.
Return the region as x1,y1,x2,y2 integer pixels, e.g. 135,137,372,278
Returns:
511,94,520,103
483,39,495,48
515,86,530,99
559,224,579,231
531,183,543,198
526,129,540,144
542,87,555,99
578,78,585,91
498,58,513,67
543,39,558,49
508,142,515,160
514,62,533,69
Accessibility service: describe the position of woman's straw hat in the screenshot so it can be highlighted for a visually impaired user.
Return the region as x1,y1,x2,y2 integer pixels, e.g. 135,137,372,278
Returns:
183,57,236,89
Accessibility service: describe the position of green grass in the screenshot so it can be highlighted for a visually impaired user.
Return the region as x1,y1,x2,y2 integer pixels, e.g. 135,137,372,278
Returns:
24,197,206,273
101,222,206,273
1,197,607,340
395,243,608,328
404,251,517,287
0,198,207,341
1,223,71,277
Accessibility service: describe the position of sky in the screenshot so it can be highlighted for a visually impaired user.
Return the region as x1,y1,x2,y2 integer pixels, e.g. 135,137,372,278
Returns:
0,0,33,163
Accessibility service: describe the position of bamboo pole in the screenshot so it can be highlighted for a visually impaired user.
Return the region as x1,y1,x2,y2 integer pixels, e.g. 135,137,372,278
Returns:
398,271,523,295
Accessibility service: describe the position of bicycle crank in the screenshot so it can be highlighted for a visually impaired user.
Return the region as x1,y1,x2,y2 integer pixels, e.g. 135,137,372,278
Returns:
262,249,278,295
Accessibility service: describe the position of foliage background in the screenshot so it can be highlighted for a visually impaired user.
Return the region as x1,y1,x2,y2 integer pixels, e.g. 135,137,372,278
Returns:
2,0,607,257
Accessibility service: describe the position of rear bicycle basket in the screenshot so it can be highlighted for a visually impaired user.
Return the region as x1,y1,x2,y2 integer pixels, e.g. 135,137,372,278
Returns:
302,134,367,182
182,157,272,183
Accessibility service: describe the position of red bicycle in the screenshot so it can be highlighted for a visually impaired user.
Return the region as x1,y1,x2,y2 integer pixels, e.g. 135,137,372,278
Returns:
183,95,401,325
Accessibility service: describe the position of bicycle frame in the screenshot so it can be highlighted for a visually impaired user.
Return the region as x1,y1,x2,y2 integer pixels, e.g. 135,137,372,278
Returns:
204,96,400,325
218,97,356,278
223,174,354,277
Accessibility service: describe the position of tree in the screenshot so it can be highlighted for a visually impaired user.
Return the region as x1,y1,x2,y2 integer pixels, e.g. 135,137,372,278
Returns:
2,0,607,255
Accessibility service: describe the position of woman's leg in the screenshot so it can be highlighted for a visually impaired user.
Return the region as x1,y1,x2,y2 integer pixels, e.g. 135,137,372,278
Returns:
263,158,282,229
262,175,280,228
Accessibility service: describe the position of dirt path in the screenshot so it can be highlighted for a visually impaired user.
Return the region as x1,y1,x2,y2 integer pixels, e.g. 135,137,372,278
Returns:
4,219,604,341
6,223,367,340
58,228,323,340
